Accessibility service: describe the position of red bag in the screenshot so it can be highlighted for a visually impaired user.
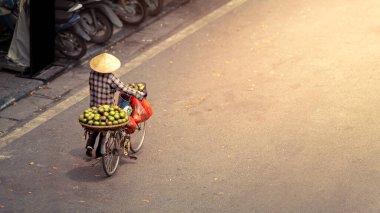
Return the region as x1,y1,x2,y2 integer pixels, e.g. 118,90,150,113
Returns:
125,117,137,134
131,97,152,123
141,98,153,118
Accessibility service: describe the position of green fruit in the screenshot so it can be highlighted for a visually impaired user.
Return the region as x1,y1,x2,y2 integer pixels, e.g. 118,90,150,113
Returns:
119,112,125,119
137,83,145,91
107,121,113,126
94,121,100,126
109,111,115,116
114,114,120,119
81,118,88,124
100,116,107,121
98,107,105,114
113,120,119,125
88,120,94,125
108,116,115,121
94,116,100,121
103,112,109,117
100,122,106,126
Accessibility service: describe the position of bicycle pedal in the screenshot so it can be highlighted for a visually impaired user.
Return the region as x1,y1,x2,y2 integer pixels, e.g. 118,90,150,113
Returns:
128,155,137,160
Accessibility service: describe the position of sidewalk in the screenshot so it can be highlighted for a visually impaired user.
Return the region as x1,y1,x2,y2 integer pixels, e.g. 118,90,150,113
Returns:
0,0,189,112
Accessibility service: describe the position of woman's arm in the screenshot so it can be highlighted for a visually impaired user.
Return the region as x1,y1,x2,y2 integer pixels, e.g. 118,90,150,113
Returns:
110,74,145,100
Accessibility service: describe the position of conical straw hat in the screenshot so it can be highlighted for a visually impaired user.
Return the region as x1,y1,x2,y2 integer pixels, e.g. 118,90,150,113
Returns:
89,53,121,73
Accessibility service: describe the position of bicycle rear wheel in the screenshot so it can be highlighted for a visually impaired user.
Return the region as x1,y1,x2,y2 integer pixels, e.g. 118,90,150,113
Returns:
129,121,146,153
102,132,120,176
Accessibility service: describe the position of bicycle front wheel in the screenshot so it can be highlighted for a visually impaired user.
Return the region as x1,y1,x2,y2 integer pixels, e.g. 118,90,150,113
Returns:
130,121,146,153
102,132,120,176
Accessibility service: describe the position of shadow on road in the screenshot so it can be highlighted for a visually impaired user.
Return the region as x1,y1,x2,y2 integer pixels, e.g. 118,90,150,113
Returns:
66,148,107,182
66,162,107,182
66,148,138,182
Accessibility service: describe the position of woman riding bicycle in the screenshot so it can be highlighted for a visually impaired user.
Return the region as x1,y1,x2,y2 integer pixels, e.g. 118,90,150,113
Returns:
86,53,147,158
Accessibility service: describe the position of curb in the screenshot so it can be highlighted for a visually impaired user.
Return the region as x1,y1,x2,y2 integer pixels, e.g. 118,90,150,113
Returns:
0,79,43,111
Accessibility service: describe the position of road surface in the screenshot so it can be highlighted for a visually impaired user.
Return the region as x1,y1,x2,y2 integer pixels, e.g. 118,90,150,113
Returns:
1,0,380,212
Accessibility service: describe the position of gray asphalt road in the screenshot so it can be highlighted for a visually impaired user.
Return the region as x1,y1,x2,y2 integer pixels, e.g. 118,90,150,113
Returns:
1,0,380,212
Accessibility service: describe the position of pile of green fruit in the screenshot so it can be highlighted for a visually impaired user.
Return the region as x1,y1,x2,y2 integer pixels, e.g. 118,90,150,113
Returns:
79,104,128,126
126,83,145,92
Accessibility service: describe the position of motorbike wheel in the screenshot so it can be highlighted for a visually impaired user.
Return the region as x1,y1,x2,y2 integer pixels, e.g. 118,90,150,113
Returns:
118,0,146,26
81,9,113,44
55,30,87,59
146,0,163,16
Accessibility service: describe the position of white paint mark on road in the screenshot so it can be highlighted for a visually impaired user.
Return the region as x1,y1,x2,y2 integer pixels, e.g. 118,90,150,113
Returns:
0,154,12,160
0,0,249,150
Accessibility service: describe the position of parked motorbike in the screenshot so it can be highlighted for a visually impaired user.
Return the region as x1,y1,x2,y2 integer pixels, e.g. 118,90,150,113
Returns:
109,0,147,26
55,5,87,59
75,0,122,44
145,0,163,16
55,0,91,42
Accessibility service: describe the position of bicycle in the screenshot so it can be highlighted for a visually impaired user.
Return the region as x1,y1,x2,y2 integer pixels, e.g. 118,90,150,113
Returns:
81,91,148,177
100,120,146,176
